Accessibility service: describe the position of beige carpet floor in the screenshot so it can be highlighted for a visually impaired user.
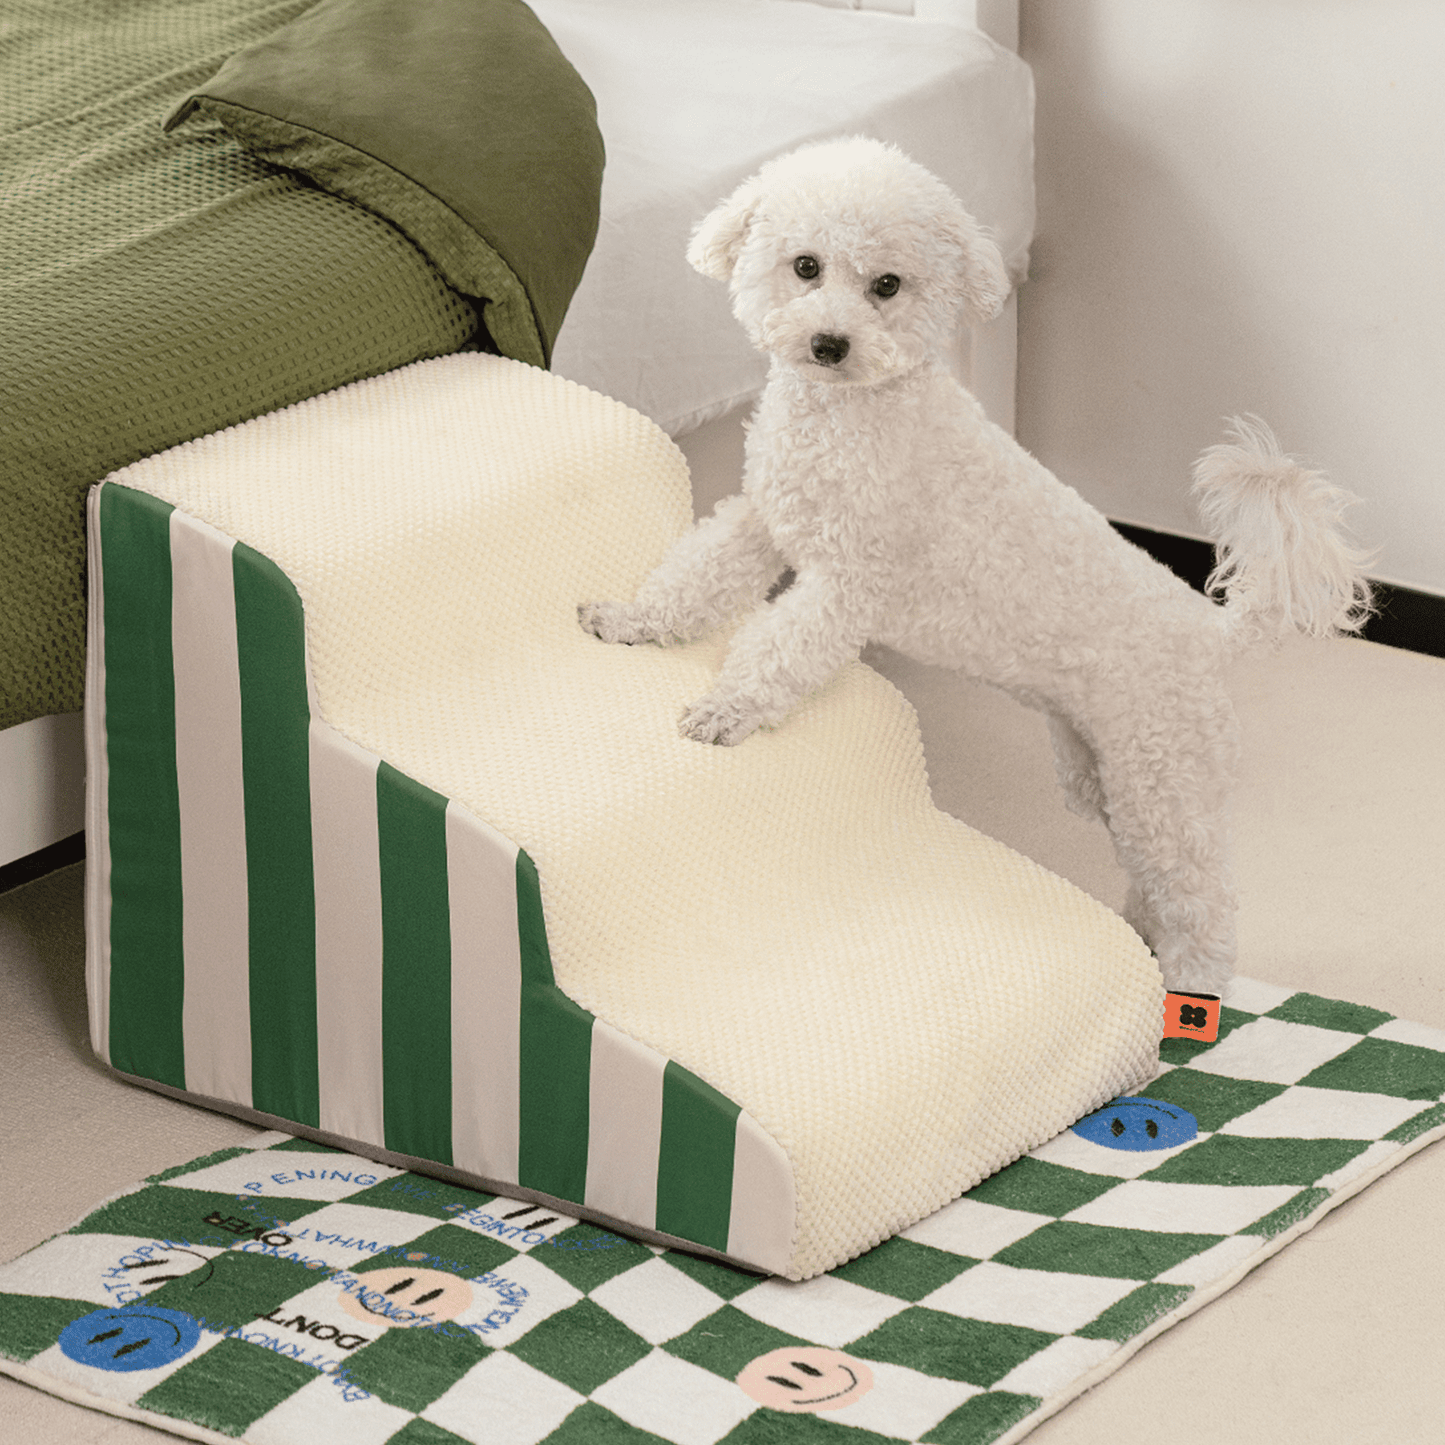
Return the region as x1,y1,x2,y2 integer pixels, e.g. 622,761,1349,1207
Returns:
2,631,1442,1443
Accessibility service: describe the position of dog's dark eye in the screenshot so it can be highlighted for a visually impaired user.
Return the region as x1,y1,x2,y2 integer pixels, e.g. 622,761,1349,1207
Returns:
793,255,820,280
872,274,901,298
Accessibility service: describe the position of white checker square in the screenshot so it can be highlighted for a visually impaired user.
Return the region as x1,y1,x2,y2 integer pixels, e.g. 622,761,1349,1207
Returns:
244,1276,388,1359
732,1273,908,1347
829,1358,983,1439
1314,1139,1401,1192
1154,1233,1266,1287
246,1371,413,1445
1186,1017,1360,1084
591,1348,753,1445
994,1334,1117,1397
1370,1017,1445,1052
1218,1085,1423,1140
1223,977,1298,1015
458,1250,584,1348
1065,1179,1299,1236
279,1201,444,1263
1029,1125,1204,1180
922,1260,1138,1334
902,1197,1053,1259
424,1350,583,1445
445,1196,579,1247
589,1256,729,1345
168,1150,402,1202
0,1232,225,1308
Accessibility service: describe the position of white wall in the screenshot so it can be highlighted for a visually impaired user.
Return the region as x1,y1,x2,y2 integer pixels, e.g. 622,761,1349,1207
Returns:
1016,0,1445,597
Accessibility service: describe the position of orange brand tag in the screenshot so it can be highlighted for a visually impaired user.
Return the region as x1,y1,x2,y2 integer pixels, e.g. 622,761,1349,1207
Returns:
1163,991,1221,1043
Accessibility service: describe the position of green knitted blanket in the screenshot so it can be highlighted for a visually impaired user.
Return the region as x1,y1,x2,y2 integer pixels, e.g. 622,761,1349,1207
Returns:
0,0,603,730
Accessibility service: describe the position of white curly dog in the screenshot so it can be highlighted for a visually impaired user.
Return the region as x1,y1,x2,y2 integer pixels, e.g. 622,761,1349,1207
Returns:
580,136,1373,997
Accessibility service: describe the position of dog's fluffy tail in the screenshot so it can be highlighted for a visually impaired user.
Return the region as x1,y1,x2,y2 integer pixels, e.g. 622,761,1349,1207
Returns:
1191,415,1375,655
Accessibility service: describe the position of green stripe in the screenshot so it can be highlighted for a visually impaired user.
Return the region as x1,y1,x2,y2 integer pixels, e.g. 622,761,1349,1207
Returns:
233,542,318,1125
377,762,453,1164
100,486,185,1087
516,849,592,1202
656,1062,741,1251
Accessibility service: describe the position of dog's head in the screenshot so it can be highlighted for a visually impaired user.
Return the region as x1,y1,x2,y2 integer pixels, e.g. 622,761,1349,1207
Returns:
687,136,1009,387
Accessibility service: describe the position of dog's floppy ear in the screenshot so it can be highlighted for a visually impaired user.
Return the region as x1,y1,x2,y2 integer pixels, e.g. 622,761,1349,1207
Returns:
945,206,1011,326
687,180,759,282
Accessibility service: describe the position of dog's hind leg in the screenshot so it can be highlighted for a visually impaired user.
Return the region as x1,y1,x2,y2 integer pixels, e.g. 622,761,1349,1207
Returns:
580,494,783,645
1045,712,1107,822
1092,708,1241,997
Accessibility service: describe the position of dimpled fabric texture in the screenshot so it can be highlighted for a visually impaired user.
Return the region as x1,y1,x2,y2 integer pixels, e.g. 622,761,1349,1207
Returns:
2,0,469,728
111,353,1164,1279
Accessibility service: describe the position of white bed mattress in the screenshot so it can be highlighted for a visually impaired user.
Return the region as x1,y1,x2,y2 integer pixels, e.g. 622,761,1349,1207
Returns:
531,0,1035,436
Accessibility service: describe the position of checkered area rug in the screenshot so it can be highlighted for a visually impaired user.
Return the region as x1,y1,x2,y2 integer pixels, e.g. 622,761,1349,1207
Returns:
3,976,1444,1445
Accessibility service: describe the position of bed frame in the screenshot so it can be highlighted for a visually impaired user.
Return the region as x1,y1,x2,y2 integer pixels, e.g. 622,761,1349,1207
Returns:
0,0,1021,875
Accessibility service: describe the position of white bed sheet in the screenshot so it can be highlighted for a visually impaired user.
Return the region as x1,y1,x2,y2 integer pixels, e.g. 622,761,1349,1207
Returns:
531,0,1035,436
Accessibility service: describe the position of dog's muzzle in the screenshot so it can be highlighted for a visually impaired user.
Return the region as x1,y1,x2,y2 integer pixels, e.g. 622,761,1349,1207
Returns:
810,333,850,367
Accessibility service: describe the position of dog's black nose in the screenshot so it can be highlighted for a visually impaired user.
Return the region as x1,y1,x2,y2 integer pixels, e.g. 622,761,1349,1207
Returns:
810,333,850,367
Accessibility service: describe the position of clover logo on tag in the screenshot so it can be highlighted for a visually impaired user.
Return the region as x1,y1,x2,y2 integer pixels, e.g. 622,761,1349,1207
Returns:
1163,991,1221,1042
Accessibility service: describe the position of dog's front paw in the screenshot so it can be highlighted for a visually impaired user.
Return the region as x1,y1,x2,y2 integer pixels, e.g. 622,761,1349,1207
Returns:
678,694,761,746
578,601,659,646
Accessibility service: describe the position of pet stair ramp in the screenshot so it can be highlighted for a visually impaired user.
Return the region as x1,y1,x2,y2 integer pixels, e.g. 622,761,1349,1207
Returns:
84,353,1163,1281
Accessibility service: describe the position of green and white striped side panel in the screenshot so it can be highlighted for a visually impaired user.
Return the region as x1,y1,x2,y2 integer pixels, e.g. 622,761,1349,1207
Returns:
83,482,795,1276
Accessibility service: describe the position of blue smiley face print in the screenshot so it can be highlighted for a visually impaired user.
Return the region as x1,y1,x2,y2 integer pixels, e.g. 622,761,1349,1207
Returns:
1071,1096,1198,1152
59,1305,201,1372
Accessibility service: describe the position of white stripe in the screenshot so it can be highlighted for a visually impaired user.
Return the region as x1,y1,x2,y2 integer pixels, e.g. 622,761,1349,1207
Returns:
83,486,113,1064
729,1113,798,1277
447,802,523,1183
169,509,252,1104
311,722,386,1143
584,1022,666,1231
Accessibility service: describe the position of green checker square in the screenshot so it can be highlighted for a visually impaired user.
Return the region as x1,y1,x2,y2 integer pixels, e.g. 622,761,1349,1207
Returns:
353,1222,520,1282
665,1303,804,1380
543,1401,679,1445
1139,1068,1286,1132
663,1251,765,1301
923,1390,1041,1445
1158,1006,1253,1065
339,1317,490,1413
264,1137,347,1154
1385,1101,1445,1144
0,1293,97,1363
719,1407,906,1444
509,1297,652,1395
1240,1188,1331,1239
1074,1281,1194,1342
995,1221,1222,1281
534,1224,654,1293
1298,1037,1445,1101
964,1157,1120,1216
1266,993,1394,1034
145,1247,325,1329
386,1418,474,1445
71,1185,329,1246
146,1146,263,1184
830,1237,979,1302
851,1307,1055,1388
342,1173,497,1224
1141,1134,1368,1188
137,1332,317,1436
